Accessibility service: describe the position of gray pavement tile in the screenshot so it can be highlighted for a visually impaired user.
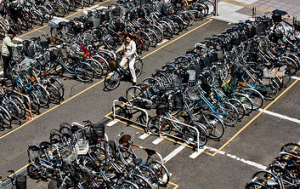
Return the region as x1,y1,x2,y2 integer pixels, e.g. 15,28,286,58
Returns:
236,7,253,16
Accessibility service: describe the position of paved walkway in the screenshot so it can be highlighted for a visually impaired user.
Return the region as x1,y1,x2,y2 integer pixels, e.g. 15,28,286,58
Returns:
214,0,299,23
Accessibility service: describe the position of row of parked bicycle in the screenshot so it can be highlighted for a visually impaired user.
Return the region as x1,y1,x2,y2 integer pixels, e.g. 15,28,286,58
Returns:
245,142,300,189
112,10,300,148
26,120,170,189
0,0,103,38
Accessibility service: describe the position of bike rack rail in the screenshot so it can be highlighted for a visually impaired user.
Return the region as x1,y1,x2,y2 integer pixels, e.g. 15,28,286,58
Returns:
113,100,149,129
158,116,202,153
4,86,33,119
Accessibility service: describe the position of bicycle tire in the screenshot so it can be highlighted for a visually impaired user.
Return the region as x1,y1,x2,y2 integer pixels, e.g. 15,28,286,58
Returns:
147,116,171,136
233,93,253,115
75,63,94,82
134,58,143,77
125,86,148,106
280,143,300,154
217,101,239,126
241,89,264,110
45,83,61,104
84,59,104,78
104,70,121,90
228,98,246,120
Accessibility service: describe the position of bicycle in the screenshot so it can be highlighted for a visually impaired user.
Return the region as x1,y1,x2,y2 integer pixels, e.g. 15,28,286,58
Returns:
104,53,143,90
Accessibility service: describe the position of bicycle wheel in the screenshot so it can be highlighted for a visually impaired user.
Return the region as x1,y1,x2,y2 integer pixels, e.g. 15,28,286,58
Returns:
264,79,279,100
120,180,139,189
134,59,144,78
184,124,207,147
233,93,253,115
3,100,21,125
85,59,104,78
75,63,94,82
147,116,171,136
126,86,147,106
104,70,121,90
217,101,239,126
280,143,300,154
130,174,153,189
245,181,269,189
241,89,264,110
195,113,225,139
0,105,12,128
37,6,53,21
33,84,50,108
27,91,41,115
10,95,26,119
251,170,282,189
49,77,64,100
45,83,61,104
228,98,245,120
55,4,67,17
150,160,170,186
31,10,44,26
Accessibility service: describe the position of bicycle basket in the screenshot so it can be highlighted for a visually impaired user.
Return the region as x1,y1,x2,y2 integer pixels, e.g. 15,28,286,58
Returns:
171,75,182,89
93,122,105,139
75,139,89,155
118,134,131,152
61,146,76,164
109,60,119,70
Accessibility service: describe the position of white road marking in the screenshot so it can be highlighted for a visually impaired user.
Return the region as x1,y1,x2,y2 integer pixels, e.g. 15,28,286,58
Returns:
291,76,299,80
106,119,120,127
189,146,207,159
157,39,169,46
139,133,149,140
226,153,267,170
163,145,186,163
258,108,300,124
152,136,166,145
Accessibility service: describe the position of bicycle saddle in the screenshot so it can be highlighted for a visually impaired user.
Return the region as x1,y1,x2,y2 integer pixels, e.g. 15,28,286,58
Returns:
140,84,149,90
71,125,80,133
39,141,52,149
28,78,37,83
145,148,156,156
238,81,247,87
28,144,40,151
30,37,39,41
133,158,142,166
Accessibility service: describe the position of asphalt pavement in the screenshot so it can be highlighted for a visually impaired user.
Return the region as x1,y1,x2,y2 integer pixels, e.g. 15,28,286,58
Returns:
1,0,300,189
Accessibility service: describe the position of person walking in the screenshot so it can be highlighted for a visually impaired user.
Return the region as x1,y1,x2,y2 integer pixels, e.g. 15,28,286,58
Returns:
115,34,137,85
1,30,21,79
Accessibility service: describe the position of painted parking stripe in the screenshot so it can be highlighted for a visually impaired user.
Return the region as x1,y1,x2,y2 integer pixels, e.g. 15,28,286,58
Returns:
139,133,150,140
258,108,300,124
106,119,120,127
152,136,166,145
163,144,186,163
190,146,207,159
291,76,299,80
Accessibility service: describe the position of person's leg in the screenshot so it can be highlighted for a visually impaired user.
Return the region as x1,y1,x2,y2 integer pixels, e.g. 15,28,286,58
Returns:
2,55,11,78
119,56,127,68
128,56,136,83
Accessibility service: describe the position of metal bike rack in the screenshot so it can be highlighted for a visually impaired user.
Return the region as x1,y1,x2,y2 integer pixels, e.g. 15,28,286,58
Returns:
158,116,202,153
4,86,33,119
113,100,149,129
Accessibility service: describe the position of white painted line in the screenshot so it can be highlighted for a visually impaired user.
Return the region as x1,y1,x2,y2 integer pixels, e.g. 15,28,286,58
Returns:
190,146,207,159
83,4,100,14
163,145,186,163
291,76,299,80
139,133,149,140
226,153,267,170
14,38,23,42
157,39,169,46
106,119,120,127
152,136,166,145
53,16,69,22
258,108,300,124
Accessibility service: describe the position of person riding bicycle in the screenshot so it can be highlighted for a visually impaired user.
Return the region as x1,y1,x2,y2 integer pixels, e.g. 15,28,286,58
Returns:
115,34,137,85
1,29,22,79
